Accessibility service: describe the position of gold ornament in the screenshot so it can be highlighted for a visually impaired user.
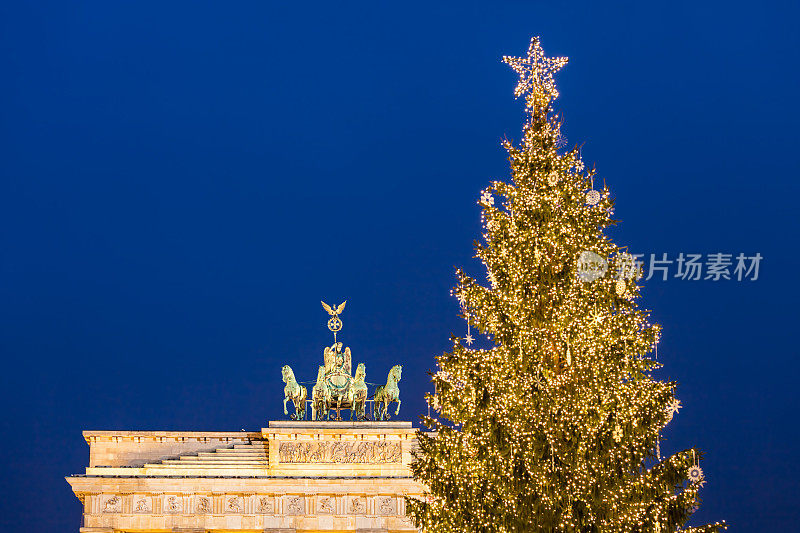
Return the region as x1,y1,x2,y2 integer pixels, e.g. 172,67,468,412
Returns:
612,424,623,443
615,278,626,296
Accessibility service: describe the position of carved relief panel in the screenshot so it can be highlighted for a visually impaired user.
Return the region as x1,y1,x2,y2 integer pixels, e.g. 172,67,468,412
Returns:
163,495,183,513
254,495,275,514
284,495,305,515
194,495,212,514
225,495,244,513
278,440,402,463
317,495,335,514
377,496,397,515
132,495,152,513
348,496,367,515
101,495,121,513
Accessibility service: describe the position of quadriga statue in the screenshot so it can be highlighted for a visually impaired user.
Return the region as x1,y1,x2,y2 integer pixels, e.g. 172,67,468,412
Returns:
281,301,402,421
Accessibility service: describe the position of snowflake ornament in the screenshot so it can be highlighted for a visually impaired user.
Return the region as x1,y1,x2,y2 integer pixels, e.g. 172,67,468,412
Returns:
464,333,474,346
666,398,682,422
586,189,601,206
480,190,494,206
547,171,560,186
457,292,466,307
612,424,623,443
688,465,704,483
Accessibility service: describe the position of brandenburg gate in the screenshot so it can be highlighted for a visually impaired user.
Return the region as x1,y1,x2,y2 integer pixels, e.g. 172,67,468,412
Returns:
66,302,425,532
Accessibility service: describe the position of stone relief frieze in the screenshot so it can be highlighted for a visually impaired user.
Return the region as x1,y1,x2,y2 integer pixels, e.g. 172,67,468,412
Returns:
317,495,334,514
101,495,121,513
133,496,151,513
163,495,183,513
348,496,367,514
226,495,243,513
278,440,401,463
255,495,275,514
195,496,212,514
90,491,411,518
285,495,305,515
377,496,397,515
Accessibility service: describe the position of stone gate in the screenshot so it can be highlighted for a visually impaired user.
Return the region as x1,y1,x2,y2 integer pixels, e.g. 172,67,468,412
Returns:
66,421,424,532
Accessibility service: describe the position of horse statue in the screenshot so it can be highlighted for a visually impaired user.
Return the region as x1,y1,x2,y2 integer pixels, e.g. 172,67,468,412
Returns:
282,365,307,420
310,365,327,421
374,364,402,420
349,362,368,421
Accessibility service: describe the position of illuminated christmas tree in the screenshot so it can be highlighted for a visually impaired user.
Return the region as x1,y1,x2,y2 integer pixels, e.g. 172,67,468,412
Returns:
406,38,725,533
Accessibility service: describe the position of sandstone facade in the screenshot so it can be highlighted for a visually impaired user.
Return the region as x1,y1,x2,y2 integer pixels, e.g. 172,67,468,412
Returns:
66,421,424,532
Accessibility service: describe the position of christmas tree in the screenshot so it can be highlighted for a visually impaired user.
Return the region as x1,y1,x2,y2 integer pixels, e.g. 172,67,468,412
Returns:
406,38,725,533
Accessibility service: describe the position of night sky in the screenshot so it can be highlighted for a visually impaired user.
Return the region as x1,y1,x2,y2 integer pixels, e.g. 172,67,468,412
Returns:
2,2,798,531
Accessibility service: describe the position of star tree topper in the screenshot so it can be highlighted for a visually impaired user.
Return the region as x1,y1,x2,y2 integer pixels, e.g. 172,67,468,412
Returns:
502,37,568,114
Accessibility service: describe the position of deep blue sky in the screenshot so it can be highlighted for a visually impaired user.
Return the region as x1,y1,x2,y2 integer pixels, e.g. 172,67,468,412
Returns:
1,1,798,531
